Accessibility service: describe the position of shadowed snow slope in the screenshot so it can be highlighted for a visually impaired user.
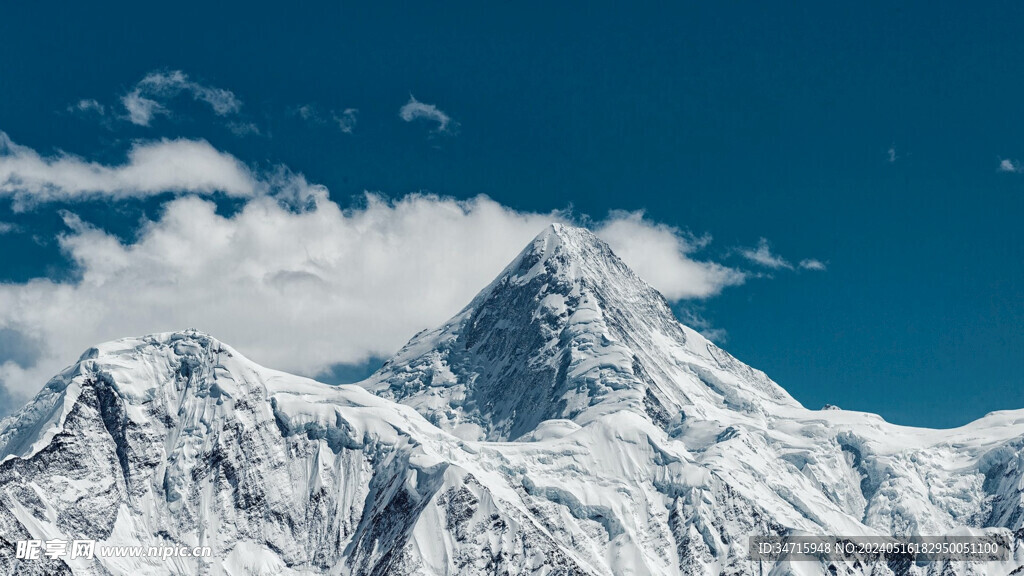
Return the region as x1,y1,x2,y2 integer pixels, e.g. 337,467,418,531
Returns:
1,224,1024,575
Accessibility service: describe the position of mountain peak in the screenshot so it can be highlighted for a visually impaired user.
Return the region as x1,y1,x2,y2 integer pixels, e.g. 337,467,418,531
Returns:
480,222,655,309
523,222,621,261
534,221,599,246
366,224,796,441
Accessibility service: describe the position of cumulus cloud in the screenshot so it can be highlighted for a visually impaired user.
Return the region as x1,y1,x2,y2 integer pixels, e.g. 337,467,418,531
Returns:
0,131,257,208
399,95,452,132
122,70,242,126
999,159,1022,173
799,258,827,271
0,222,17,234
739,238,793,270
0,191,744,408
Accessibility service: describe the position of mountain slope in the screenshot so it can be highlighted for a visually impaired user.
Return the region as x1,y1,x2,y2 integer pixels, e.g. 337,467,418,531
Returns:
0,224,1022,575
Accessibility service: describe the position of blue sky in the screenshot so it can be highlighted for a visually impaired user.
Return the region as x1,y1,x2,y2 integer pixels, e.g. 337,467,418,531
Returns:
1,1,1021,428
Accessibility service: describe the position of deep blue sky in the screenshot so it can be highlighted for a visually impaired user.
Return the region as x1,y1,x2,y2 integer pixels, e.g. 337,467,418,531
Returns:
1,1,1022,428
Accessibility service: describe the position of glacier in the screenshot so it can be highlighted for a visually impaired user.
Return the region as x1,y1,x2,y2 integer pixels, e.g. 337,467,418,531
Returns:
1,223,1023,575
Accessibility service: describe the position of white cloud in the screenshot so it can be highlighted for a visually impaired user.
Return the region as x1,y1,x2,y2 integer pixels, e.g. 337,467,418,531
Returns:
122,70,242,126
593,212,745,299
399,95,452,132
0,132,257,208
0,222,17,234
739,238,793,270
69,99,105,115
0,191,744,408
799,258,827,271
887,144,897,164
122,91,165,126
999,159,1021,173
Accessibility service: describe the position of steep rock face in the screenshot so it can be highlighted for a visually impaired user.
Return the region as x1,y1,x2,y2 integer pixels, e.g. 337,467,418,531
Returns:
1,224,1024,575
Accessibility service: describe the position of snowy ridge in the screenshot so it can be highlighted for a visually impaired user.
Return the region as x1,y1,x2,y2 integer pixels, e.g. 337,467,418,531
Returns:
1,224,1023,575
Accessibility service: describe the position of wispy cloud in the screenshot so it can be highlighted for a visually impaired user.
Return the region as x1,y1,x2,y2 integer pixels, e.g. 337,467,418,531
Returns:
739,238,793,270
294,104,358,134
296,104,320,122
121,70,242,126
999,158,1022,173
0,131,257,208
886,143,898,164
122,91,165,126
0,222,18,234
227,121,261,137
68,99,105,116
799,258,827,271
334,108,358,133
399,95,452,132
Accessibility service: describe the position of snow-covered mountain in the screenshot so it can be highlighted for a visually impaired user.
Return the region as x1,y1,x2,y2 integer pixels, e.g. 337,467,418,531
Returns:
1,223,1023,575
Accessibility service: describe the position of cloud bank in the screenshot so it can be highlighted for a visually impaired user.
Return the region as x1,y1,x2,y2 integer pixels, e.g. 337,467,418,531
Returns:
0,131,794,418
